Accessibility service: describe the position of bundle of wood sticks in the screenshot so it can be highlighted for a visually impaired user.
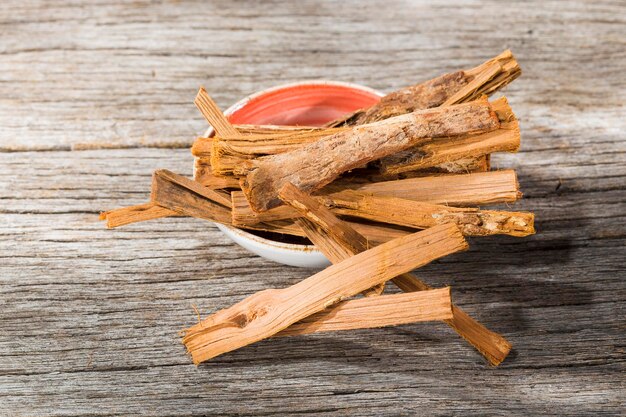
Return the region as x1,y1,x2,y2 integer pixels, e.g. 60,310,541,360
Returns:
102,50,534,366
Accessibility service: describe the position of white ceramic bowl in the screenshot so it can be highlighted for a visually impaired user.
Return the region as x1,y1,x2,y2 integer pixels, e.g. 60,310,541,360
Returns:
200,81,383,268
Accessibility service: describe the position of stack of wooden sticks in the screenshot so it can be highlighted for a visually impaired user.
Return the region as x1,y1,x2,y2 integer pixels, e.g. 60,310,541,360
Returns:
101,50,534,366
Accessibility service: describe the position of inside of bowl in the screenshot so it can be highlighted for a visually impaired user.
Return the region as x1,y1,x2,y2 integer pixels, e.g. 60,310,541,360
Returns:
227,83,381,126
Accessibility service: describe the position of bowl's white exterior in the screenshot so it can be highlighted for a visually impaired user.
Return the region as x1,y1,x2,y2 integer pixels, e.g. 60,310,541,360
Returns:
202,81,383,268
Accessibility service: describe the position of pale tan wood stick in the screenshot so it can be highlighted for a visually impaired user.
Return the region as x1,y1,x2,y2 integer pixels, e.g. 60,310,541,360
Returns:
379,121,520,176
181,222,468,364
277,288,453,337
277,183,511,366
231,170,522,227
324,191,536,237
344,169,521,204
239,99,500,212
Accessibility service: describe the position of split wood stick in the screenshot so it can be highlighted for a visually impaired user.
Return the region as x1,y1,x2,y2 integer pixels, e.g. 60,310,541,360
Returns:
151,170,232,224
326,50,519,127
231,170,521,226
378,96,517,175
194,158,241,189
181,223,468,363
277,288,453,337
379,121,520,175
278,183,511,365
194,87,240,137
239,100,501,212
352,169,520,204
324,190,535,237
99,203,182,228
153,169,232,209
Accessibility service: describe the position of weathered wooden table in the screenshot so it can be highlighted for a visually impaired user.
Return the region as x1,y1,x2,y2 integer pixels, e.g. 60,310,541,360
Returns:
1,1,624,415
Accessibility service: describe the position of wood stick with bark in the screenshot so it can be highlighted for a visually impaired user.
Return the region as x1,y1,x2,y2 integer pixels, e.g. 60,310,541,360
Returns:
231,170,522,227
277,288,453,337
277,182,511,365
239,99,501,212
195,52,518,178
326,50,519,127
101,169,412,244
181,222,468,363
322,190,535,237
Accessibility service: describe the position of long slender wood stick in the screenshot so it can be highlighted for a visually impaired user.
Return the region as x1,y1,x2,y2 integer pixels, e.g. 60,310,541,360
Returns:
278,182,512,366
231,170,522,228
239,99,500,212
277,288,453,337
100,203,182,228
102,169,408,243
342,169,521,204
182,223,468,363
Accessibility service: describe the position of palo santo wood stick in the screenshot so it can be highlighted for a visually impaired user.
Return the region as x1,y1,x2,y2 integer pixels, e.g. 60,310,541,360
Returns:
324,191,535,237
231,170,522,226
379,97,519,175
278,183,511,365
239,100,501,212
194,157,241,189
326,50,519,127
150,170,232,224
277,288,453,337
99,203,181,228
182,223,468,363
379,121,520,176
194,87,239,137
152,169,232,210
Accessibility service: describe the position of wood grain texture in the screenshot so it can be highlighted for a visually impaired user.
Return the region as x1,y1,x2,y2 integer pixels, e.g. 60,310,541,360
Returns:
1,0,625,416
